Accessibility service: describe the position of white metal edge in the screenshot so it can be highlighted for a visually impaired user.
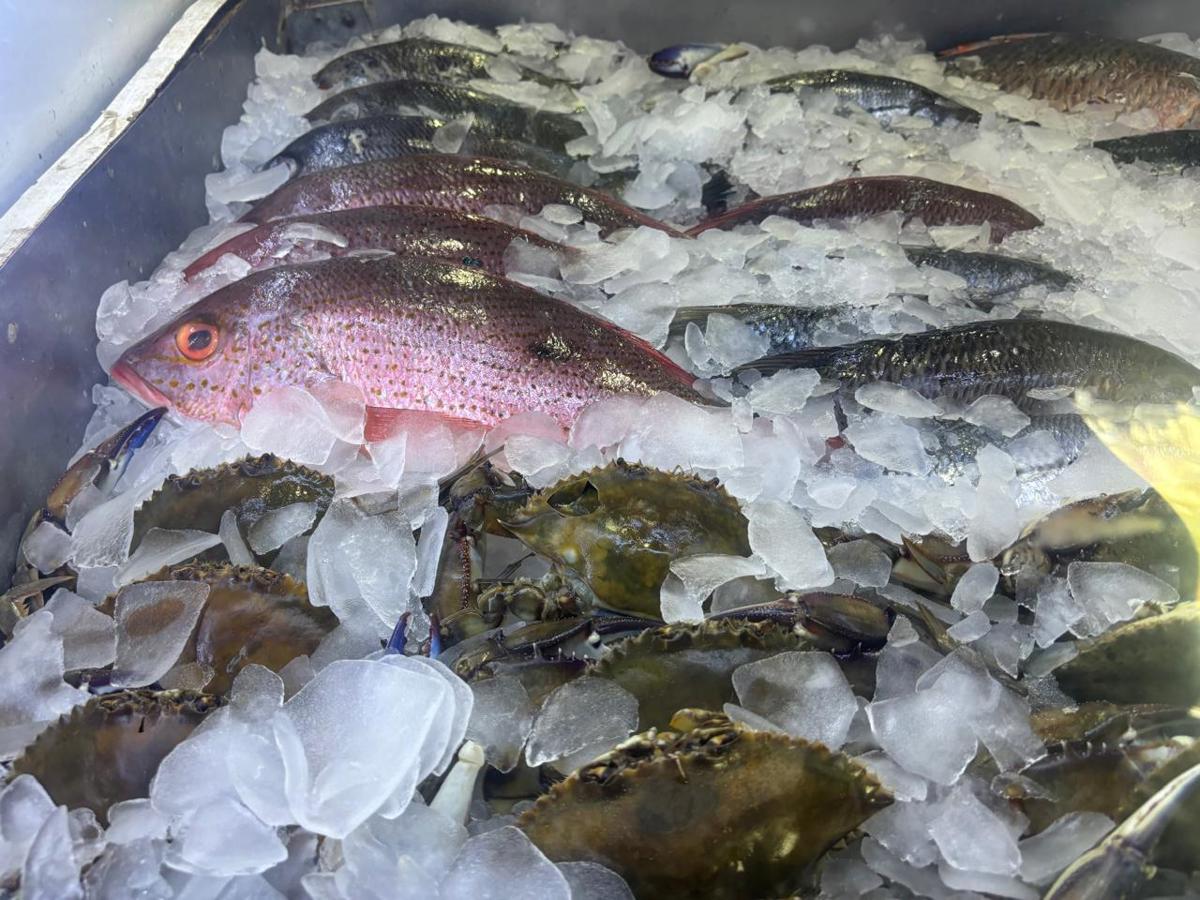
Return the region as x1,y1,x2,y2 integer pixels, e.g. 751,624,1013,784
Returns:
0,0,233,268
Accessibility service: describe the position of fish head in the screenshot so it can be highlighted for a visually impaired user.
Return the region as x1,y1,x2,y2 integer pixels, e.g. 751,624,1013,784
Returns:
111,291,259,427
648,43,726,78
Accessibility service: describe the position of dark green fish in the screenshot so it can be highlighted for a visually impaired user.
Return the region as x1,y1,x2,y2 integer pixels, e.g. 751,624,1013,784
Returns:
305,80,586,152
313,37,567,92
1093,130,1200,174
670,304,868,356
903,247,1074,301
938,33,1200,129
929,414,1093,484
736,319,1200,406
764,70,980,124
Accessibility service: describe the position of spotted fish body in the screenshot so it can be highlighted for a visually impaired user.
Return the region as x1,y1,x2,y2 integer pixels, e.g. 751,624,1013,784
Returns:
939,33,1200,129
183,206,565,280
111,256,702,431
313,37,566,92
266,115,588,179
765,70,981,124
687,175,1041,241
305,80,585,151
241,155,675,236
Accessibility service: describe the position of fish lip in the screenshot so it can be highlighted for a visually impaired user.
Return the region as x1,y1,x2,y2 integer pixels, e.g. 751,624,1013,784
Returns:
110,360,172,410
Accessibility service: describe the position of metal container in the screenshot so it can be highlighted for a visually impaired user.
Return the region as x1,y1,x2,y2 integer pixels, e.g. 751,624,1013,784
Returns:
0,0,1198,584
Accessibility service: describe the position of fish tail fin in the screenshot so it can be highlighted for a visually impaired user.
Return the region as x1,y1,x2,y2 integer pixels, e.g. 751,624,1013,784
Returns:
733,345,846,377
701,167,736,215
668,305,723,339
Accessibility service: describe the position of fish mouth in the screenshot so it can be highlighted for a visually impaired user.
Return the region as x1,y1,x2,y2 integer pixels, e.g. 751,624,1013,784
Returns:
110,360,172,410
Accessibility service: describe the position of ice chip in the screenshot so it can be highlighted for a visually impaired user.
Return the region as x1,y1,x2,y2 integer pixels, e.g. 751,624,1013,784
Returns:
466,675,536,773
855,382,941,418
21,522,72,574
819,856,883,897
169,797,287,876
746,368,822,415
110,580,210,688
929,782,1021,875
43,589,116,670
950,563,999,614
732,650,858,748
117,528,222,586
963,396,1032,438
442,826,571,900
827,539,893,588
1018,812,1114,885
219,509,256,568
105,800,168,845
247,502,319,555
0,776,56,879
947,610,992,642
862,798,940,867
558,861,636,900
22,807,82,900
526,677,638,767
868,690,978,785
968,478,1020,562
1066,561,1178,637
663,554,766,622
0,614,89,754
241,386,339,467
746,500,834,591
845,414,932,476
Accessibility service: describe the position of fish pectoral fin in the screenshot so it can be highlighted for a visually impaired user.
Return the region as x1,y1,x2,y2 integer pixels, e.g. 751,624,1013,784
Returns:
365,406,487,443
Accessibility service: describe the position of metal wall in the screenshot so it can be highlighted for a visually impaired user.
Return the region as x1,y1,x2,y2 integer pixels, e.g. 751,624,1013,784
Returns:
0,0,1198,584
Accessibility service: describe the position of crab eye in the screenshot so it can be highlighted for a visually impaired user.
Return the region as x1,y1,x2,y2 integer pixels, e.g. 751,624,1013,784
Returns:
175,322,219,361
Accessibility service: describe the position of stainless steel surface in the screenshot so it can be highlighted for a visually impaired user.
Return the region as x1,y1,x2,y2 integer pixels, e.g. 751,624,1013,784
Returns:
0,0,1198,585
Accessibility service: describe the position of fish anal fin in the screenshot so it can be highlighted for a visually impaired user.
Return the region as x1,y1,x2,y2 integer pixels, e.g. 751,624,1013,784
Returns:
365,406,488,442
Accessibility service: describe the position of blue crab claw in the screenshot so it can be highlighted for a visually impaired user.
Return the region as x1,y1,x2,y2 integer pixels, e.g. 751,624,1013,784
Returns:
45,407,166,524
385,612,410,655
1044,760,1200,899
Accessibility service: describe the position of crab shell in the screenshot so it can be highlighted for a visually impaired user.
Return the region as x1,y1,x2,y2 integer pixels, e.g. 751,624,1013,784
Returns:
518,710,891,900
1055,603,1200,707
99,562,337,697
130,454,334,565
594,620,808,730
500,461,751,618
10,690,219,821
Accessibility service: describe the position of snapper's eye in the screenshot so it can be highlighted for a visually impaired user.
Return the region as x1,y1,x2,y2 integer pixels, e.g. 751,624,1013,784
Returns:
175,322,219,361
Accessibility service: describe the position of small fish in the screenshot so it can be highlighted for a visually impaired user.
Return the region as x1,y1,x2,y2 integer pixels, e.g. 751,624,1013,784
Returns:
928,414,1093,485
183,206,567,280
1093,129,1200,174
735,319,1200,407
305,80,585,151
313,36,566,92
938,33,1200,129
649,43,739,79
110,256,703,436
764,70,981,124
266,115,586,179
670,304,867,356
687,175,1041,242
241,155,676,237
903,246,1074,300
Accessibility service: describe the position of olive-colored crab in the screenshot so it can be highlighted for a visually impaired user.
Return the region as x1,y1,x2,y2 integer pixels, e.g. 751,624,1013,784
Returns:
10,689,220,822
518,709,891,900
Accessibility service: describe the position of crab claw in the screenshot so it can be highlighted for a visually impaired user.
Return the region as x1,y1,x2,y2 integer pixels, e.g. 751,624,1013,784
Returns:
45,407,166,524
385,612,410,655
1044,760,1200,899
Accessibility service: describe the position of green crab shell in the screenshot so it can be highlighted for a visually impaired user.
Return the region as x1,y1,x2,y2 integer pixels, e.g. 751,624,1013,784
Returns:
1055,604,1200,707
100,562,337,697
10,689,219,821
130,454,334,565
518,710,891,900
593,620,809,730
500,461,751,618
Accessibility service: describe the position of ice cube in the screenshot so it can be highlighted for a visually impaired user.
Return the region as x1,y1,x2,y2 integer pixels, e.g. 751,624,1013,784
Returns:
963,396,1031,438
525,677,638,767
110,581,211,689
168,797,287,877
967,476,1020,563
862,798,940,867
860,837,957,900
441,826,571,900
746,369,822,415
0,776,56,879
854,751,929,802
240,387,339,467
947,610,992,642
1018,812,1114,885
559,861,636,900
22,807,82,900
466,676,536,773
1066,561,1178,637
867,685,978,785
618,393,744,473
845,414,932,476
662,554,766,622
855,383,941,418
937,863,1038,899
21,522,72,574
949,563,999,614
732,651,858,749
43,589,116,670
819,855,883,897
827,540,893,588
82,839,170,899
871,634,942,701
929,781,1021,875
247,503,318,555
746,500,834,591
117,528,222,587
105,800,168,845
69,492,137,569
219,509,256,568
0,614,89,755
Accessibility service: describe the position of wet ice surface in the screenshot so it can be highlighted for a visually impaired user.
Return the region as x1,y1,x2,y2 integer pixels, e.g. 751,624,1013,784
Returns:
8,11,1197,898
